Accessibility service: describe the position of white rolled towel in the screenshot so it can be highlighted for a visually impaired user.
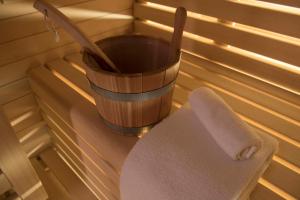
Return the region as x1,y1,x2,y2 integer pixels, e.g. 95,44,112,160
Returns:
189,87,262,160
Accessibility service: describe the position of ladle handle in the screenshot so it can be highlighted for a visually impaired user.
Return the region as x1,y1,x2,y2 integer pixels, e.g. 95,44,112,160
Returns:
168,7,187,64
34,0,120,73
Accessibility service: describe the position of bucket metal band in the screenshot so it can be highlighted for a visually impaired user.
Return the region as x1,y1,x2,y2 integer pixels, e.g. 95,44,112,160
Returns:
98,114,158,136
89,79,176,102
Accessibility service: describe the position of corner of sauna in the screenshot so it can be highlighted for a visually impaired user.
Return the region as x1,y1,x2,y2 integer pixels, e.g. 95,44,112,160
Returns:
0,0,299,200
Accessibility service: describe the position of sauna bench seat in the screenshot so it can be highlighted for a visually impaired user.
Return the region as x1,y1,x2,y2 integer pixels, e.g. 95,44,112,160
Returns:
27,52,298,200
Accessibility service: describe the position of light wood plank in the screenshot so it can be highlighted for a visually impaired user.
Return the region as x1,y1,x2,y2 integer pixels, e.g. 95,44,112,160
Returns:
134,3,300,67
0,107,48,200
251,183,284,200
0,0,132,44
3,93,37,120
134,20,300,93
0,9,132,66
31,157,72,200
22,130,51,158
15,121,46,142
147,0,300,38
0,0,89,20
0,78,31,105
11,108,43,133
257,0,300,8
263,161,300,198
46,59,92,94
15,121,52,156
39,148,98,200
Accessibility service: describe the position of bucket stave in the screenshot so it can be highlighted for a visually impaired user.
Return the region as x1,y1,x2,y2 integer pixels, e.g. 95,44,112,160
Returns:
84,35,180,135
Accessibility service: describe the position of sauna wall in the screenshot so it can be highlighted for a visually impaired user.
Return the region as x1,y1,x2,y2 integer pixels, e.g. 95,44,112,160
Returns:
133,0,300,199
0,0,133,154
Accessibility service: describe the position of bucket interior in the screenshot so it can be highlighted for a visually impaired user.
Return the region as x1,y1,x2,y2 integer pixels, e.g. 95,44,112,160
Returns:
96,35,172,74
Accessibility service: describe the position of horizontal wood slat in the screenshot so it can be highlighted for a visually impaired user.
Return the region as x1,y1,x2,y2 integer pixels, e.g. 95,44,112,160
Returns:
10,108,43,133
134,3,300,68
0,0,132,44
46,59,92,94
134,20,300,93
0,9,132,67
147,0,300,38
250,183,284,200
0,0,89,20
15,121,51,157
39,148,98,200
181,52,300,107
3,93,37,120
263,161,300,198
15,121,47,143
0,78,31,105
257,0,300,8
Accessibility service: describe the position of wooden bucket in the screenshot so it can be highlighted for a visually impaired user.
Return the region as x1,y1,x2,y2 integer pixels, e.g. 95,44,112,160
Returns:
84,35,180,135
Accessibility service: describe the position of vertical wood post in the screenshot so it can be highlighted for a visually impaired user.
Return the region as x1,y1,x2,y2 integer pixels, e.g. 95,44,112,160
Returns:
0,107,48,200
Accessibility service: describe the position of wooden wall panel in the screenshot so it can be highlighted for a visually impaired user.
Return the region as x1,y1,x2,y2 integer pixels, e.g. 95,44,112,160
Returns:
146,0,300,38
0,9,132,66
135,3,300,68
0,0,132,44
134,20,300,93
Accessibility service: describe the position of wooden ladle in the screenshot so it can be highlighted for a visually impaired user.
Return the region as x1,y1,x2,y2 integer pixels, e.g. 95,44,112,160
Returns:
168,7,187,65
33,0,121,73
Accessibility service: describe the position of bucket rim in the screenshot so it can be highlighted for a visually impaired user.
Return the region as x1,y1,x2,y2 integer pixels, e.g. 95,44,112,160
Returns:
86,34,180,77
